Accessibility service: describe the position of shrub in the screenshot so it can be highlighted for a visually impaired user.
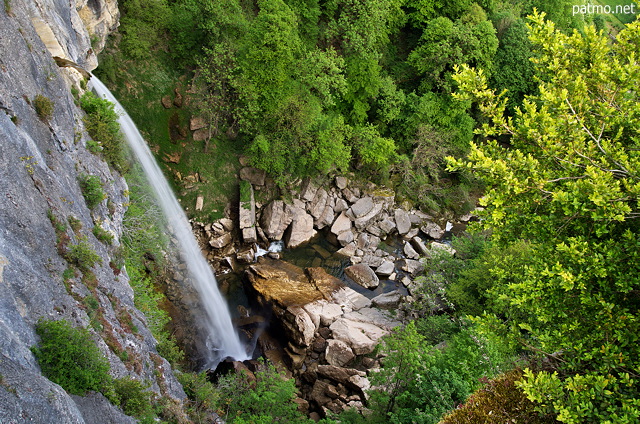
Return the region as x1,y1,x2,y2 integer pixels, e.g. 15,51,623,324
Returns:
31,319,110,395
93,224,114,245
34,94,54,121
65,238,101,272
67,216,82,233
440,369,559,423
79,174,105,209
79,91,127,172
110,377,155,420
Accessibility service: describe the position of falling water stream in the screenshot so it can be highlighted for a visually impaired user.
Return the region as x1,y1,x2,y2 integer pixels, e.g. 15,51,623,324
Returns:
89,77,249,368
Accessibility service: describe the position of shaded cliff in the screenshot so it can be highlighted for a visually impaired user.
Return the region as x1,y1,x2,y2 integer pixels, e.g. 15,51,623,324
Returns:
0,1,185,422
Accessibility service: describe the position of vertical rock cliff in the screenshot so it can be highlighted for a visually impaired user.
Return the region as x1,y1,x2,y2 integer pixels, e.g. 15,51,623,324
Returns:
0,1,185,422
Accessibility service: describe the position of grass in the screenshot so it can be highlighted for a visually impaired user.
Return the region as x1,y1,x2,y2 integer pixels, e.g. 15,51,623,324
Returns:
95,47,242,222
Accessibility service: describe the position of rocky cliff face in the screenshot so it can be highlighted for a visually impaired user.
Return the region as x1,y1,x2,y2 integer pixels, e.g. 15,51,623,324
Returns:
0,1,184,422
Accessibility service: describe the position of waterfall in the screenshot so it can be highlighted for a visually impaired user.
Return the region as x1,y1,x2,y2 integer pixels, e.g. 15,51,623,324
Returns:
89,77,249,367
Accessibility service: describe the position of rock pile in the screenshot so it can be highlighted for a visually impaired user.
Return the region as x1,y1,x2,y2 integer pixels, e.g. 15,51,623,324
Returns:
245,259,402,416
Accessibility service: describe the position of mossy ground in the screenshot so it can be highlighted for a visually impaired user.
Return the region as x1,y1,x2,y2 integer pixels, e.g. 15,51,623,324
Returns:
96,47,242,222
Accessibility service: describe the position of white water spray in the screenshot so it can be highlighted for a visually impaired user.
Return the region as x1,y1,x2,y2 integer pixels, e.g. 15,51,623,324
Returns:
90,77,249,367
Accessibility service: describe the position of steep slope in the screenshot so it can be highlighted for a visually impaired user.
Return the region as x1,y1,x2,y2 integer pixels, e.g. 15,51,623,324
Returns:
0,1,184,422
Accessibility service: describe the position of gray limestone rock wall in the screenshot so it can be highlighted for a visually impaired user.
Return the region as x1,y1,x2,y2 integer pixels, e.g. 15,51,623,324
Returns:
0,2,185,422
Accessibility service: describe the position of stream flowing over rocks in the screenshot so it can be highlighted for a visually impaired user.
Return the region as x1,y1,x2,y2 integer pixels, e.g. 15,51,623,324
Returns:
193,171,476,418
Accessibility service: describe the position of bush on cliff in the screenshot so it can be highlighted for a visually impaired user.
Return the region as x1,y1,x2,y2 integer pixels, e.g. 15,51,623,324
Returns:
31,319,110,395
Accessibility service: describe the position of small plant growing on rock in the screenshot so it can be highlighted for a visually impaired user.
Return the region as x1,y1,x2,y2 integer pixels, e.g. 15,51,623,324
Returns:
79,174,105,209
34,94,54,122
92,224,114,245
65,238,101,272
31,319,110,395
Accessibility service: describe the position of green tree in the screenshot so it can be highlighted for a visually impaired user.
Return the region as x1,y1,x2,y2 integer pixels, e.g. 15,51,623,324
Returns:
449,13,640,423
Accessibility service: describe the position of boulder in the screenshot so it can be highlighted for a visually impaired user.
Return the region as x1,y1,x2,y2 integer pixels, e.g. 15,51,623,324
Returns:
337,229,355,246
378,217,396,235
325,339,355,367
372,291,403,309
335,176,348,189
342,308,402,331
192,128,209,141
375,260,394,277
285,207,316,248
331,287,371,311
353,202,383,231
300,178,318,202
394,209,411,235
349,197,374,219
195,195,204,211
161,95,172,109
334,198,349,213
344,264,379,289
336,242,357,257
330,211,352,236
342,188,359,204
260,200,293,241
209,232,232,249
403,242,420,259
421,221,445,239
239,167,267,186
329,318,387,354
316,205,335,230
303,300,343,327
242,227,258,243
309,188,329,219
400,259,423,275
411,237,429,256
190,116,207,130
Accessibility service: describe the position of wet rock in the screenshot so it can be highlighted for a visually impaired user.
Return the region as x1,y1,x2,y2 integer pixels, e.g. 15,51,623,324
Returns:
344,264,379,289
394,209,411,235
325,339,355,367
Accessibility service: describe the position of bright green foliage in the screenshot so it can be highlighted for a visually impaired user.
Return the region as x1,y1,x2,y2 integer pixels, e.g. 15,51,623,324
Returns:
119,0,171,59
31,319,110,395
80,92,126,172
34,94,54,121
177,371,221,422
78,174,105,209
409,11,498,92
65,238,101,272
449,13,640,422
110,377,155,420
214,360,310,423
362,321,514,424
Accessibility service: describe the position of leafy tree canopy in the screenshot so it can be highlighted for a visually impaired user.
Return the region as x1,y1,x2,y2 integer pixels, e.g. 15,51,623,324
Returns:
449,12,640,422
